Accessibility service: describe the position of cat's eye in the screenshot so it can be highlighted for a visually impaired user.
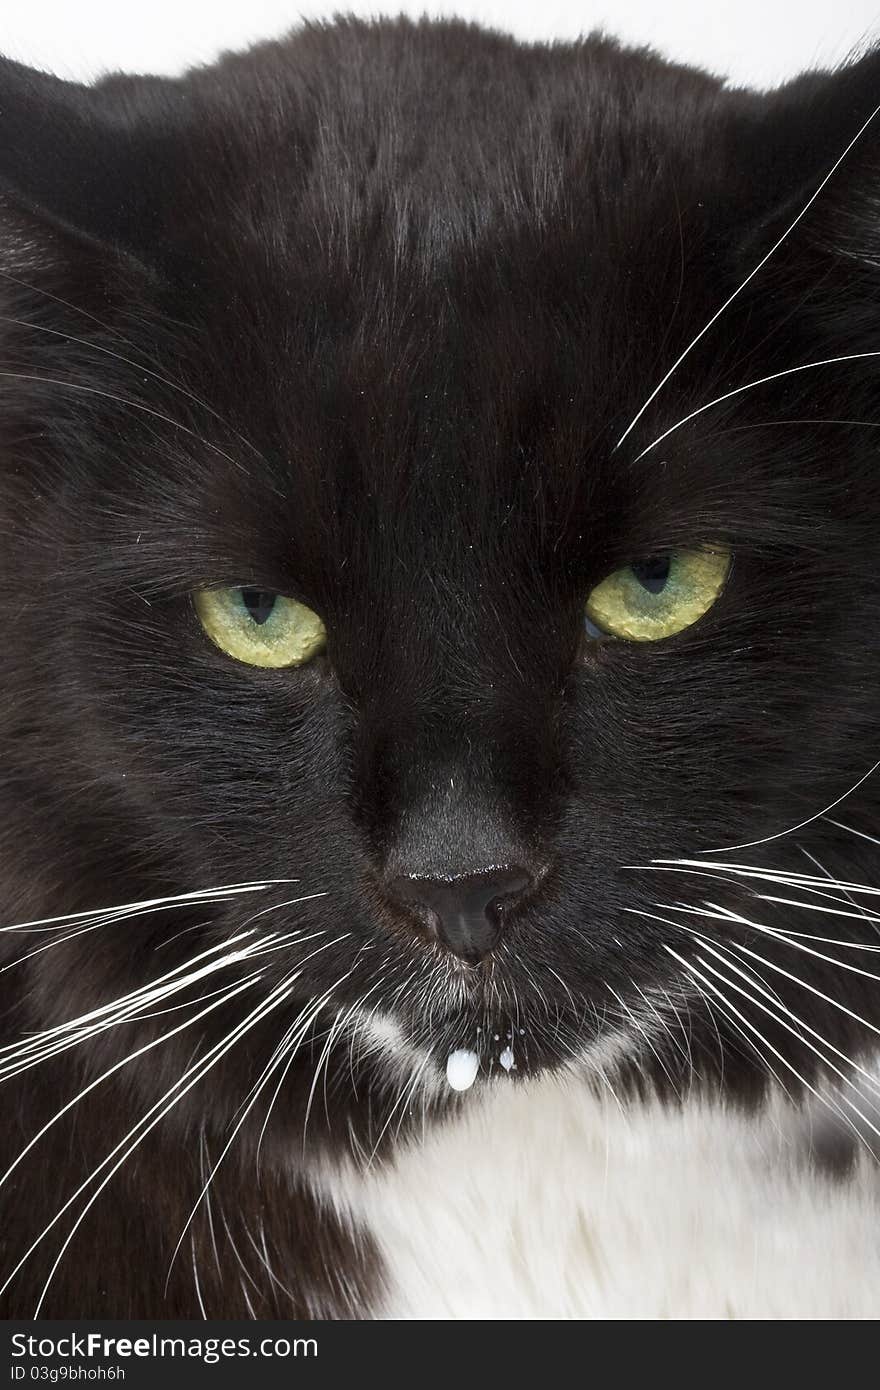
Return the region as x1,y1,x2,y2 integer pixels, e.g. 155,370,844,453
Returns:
194,587,327,668
584,546,731,642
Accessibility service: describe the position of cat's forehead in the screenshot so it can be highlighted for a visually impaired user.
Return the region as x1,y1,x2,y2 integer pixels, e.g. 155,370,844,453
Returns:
153,220,743,617
177,221,729,596
179,154,728,527
172,28,738,377
201,26,733,247
69,28,817,597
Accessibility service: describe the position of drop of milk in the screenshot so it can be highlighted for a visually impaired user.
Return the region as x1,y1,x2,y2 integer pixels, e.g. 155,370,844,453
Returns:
446,1048,480,1092
499,1047,514,1072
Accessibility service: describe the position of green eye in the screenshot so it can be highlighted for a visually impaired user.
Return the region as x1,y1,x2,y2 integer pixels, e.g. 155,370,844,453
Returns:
194,587,326,668
584,546,731,642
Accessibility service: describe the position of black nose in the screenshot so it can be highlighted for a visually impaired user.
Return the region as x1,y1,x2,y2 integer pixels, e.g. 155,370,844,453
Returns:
387,866,533,964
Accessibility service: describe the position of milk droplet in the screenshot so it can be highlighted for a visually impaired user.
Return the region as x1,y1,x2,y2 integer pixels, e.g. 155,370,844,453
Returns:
499,1047,514,1072
446,1048,480,1092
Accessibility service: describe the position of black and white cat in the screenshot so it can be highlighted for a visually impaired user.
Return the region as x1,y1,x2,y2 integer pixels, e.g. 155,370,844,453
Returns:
2,16,880,1319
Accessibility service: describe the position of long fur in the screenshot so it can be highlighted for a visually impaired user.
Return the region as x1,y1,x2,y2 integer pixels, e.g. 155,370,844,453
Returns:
1,17,880,1317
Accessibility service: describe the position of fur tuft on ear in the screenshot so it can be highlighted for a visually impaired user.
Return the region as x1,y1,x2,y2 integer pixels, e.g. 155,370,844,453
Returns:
737,48,880,264
0,58,182,261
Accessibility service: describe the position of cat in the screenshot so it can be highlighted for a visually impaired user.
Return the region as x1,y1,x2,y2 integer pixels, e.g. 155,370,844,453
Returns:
2,14,880,1319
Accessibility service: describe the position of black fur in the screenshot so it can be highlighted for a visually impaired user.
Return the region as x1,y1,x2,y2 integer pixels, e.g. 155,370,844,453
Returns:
2,16,880,1316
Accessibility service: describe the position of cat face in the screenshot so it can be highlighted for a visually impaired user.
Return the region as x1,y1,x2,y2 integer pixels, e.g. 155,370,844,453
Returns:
2,21,880,1153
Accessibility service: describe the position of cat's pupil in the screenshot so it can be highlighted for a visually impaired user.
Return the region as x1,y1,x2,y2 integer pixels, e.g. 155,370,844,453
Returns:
631,556,671,595
240,589,277,625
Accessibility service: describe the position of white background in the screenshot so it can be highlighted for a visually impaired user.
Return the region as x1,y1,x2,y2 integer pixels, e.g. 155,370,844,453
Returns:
1,0,879,90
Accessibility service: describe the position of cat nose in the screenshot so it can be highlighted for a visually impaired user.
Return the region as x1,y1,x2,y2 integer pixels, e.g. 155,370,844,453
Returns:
387,866,533,964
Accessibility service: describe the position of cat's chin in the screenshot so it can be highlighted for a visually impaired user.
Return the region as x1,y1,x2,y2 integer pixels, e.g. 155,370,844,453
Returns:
393,995,598,1090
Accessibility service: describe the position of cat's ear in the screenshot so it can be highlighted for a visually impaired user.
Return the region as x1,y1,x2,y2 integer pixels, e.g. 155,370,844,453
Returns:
739,48,880,268
0,57,179,266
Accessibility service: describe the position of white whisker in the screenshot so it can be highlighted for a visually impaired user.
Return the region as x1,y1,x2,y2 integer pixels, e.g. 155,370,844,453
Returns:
244,1222,297,1307
368,1051,435,1164
0,970,301,1312
638,898,880,950
0,974,261,1195
634,353,880,463
683,944,880,1136
217,1208,262,1308
0,310,270,467
666,946,875,1150
648,757,880,854
0,370,250,475
604,981,681,1098
729,936,880,1043
190,1235,208,1320
647,857,880,898
165,966,354,1287
199,1132,223,1282
614,95,880,449
700,936,880,1100
0,880,286,935
694,900,880,987
825,817,880,847
684,971,790,1096
0,931,265,1076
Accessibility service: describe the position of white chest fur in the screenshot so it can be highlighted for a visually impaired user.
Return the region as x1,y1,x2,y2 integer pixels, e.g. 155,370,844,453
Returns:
320,1072,880,1318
